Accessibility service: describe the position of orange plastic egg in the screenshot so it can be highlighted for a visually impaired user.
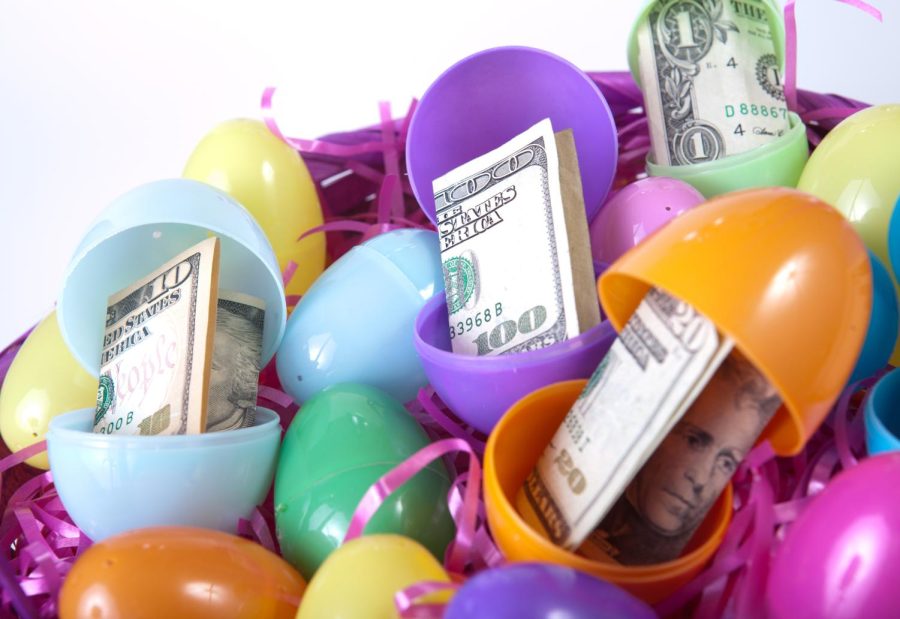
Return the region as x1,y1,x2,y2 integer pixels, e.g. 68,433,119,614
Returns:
59,527,306,619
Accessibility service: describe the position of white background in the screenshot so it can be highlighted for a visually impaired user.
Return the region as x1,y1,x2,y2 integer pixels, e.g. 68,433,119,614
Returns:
0,0,897,347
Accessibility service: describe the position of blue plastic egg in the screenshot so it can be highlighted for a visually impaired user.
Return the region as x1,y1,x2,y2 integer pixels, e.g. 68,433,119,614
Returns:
849,250,898,385
276,229,443,404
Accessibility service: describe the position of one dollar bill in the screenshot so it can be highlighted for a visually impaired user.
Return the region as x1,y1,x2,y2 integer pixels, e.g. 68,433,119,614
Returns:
432,118,599,356
94,237,220,436
637,0,790,166
517,287,733,549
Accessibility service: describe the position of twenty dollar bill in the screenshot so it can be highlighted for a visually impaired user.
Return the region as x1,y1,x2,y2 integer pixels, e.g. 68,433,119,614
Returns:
94,237,220,436
517,287,733,549
433,118,599,356
637,0,790,166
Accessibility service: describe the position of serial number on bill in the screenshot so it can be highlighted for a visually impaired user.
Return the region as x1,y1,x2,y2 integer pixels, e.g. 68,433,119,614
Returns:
724,104,789,120
449,302,504,339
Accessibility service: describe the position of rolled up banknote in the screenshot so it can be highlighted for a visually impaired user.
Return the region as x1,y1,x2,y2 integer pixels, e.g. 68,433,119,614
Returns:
637,0,790,166
206,291,265,432
432,118,600,356
516,287,734,549
94,237,220,436
578,348,780,565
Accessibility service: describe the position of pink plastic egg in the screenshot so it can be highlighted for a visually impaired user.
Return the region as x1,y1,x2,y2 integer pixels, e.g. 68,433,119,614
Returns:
766,453,900,619
590,177,704,266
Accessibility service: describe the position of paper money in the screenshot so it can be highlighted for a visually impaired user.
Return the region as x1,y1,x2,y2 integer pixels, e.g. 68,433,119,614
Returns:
432,118,600,357
517,287,734,549
579,348,780,565
207,291,265,432
94,238,220,436
637,0,790,166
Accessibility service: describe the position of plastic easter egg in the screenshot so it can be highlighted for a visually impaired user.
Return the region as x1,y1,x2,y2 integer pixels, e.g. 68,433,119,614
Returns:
799,105,900,274
183,119,326,296
275,384,454,579
406,46,617,223
415,294,617,434
0,311,95,469
276,229,443,404
865,369,900,456
848,251,898,385
766,454,900,619
296,534,451,619
798,105,900,363
590,177,705,266
600,188,871,455
59,527,306,619
48,408,281,541
444,563,657,619
58,179,286,375
484,379,733,604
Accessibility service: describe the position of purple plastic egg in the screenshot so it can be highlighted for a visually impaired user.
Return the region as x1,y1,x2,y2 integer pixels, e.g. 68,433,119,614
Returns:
414,293,617,434
444,563,658,619
590,177,705,266
766,453,900,619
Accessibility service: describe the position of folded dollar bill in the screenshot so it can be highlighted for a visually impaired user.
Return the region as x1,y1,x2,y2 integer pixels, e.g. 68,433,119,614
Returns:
577,346,780,565
517,287,734,549
94,237,220,436
637,0,790,166
432,118,600,357
207,291,265,433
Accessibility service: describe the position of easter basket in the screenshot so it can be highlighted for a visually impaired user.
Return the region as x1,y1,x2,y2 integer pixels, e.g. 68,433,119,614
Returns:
0,1,895,612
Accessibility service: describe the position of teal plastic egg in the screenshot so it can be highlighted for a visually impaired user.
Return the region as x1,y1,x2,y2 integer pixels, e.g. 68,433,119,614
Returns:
274,384,455,579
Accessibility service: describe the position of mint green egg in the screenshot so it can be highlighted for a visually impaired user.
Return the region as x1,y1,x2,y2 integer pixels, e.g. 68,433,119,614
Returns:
274,383,455,579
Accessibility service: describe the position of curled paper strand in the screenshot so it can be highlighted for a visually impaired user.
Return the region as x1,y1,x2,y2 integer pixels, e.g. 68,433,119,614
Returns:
783,0,883,113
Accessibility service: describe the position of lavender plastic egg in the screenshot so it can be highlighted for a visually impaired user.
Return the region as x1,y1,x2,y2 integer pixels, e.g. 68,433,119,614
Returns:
444,563,658,619
590,177,705,266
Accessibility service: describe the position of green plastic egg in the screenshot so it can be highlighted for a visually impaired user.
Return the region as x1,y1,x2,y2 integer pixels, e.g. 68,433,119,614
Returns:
274,384,455,579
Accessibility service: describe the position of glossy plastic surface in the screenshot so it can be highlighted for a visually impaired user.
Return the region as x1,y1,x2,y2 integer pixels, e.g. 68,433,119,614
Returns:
800,105,900,363
296,534,451,619
57,178,287,375
414,293,617,434
799,105,900,273
590,177,705,266
59,527,305,619
276,229,443,404
849,251,898,385
865,370,900,456
599,188,871,456
646,113,809,199
406,46,617,224
766,453,900,619
275,384,454,579
183,118,326,296
444,563,657,619
483,380,733,605
0,311,95,469
47,407,281,541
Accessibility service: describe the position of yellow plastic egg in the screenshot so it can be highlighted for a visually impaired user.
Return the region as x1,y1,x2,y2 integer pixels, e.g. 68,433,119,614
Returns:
0,312,95,469
183,119,326,297
296,534,452,619
797,104,900,363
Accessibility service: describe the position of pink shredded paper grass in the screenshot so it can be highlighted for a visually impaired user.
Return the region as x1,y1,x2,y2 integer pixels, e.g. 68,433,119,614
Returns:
0,68,878,618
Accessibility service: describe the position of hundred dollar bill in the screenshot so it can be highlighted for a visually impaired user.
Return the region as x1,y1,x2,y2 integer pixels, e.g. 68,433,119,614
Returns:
207,291,265,432
517,287,734,549
637,0,790,166
93,237,220,436
578,347,780,565
432,118,600,357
